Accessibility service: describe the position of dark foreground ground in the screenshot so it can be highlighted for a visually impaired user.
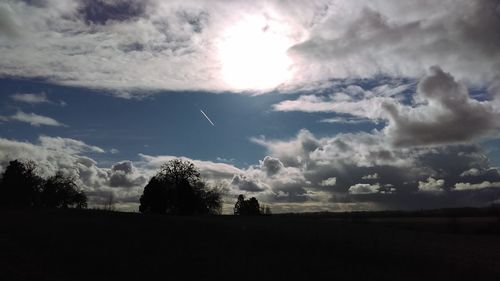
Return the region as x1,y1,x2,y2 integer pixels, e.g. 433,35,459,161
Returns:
1,209,500,281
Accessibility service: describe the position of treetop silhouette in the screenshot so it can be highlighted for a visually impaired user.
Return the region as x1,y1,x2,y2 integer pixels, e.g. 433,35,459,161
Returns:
0,159,87,209
234,194,264,216
139,159,222,215
41,172,87,209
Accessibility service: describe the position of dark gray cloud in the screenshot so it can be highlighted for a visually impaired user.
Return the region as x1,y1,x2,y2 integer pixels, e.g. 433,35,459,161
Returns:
79,0,147,25
108,160,147,188
289,0,500,86
20,0,49,8
275,67,500,147
260,156,284,176
108,173,145,188
230,174,265,192
111,160,133,174
253,128,500,210
385,67,500,146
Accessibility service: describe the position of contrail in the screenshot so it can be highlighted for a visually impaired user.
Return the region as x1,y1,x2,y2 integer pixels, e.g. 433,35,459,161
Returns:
200,109,215,126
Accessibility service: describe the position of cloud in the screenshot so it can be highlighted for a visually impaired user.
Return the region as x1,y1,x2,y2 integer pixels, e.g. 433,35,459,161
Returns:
138,154,242,180
79,0,147,25
38,136,104,154
2,133,500,212
215,157,234,163
273,81,412,129
10,92,66,106
3,111,66,127
223,155,311,203
319,177,336,187
362,173,379,180
274,67,500,147
251,129,321,167
289,0,500,87
112,161,134,174
260,156,284,176
230,174,266,192
418,177,445,193
0,136,106,179
454,181,500,191
0,1,498,95
460,168,481,177
138,153,309,204
319,117,373,124
384,67,500,146
0,2,21,38
108,161,147,188
252,128,500,210
348,183,380,195
0,136,311,210
0,136,147,210
11,93,49,104
0,0,279,94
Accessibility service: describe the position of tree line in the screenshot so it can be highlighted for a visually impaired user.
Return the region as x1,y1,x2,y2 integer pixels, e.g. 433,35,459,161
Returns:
234,194,271,215
0,158,271,215
0,160,87,209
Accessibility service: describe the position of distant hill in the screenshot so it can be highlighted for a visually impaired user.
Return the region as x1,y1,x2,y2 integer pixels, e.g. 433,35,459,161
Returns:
277,205,500,219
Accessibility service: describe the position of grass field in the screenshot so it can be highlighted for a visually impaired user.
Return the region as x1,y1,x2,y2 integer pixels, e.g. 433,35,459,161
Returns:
1,209,500,281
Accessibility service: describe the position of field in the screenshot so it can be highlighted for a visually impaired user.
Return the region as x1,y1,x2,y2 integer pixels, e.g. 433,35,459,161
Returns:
1,209,500,281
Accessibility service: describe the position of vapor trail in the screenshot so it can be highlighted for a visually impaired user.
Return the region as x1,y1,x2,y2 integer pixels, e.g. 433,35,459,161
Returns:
200,109,215,126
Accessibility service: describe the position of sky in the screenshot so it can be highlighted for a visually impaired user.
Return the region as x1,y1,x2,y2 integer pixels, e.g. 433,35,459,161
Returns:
1,0,500,213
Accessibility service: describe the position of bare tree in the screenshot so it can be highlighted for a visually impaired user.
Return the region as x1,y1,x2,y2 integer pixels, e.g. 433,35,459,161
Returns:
103,192,115,211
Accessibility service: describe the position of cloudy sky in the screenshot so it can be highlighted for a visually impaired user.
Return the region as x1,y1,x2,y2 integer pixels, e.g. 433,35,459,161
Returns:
1,0,500,212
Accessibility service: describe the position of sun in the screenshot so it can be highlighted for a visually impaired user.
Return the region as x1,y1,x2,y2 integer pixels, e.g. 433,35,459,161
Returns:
217,16,294,91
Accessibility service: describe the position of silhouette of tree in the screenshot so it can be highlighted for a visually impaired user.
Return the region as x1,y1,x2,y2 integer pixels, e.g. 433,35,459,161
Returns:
265,205,272,215
247,197,261,215
139,177,167,214
201,182,223,215
102,192,116,211
260,204,272,215
40,172,87,209
0,160,43,207
233,194,263,216
139,159,221,215
0,160,87,209
234,194,245,215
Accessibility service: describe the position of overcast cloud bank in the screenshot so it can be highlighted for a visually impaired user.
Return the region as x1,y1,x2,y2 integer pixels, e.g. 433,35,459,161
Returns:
0,0,499,95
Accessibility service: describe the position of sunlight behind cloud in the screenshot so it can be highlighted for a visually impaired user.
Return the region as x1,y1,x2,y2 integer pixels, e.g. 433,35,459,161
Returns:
217,15,294,91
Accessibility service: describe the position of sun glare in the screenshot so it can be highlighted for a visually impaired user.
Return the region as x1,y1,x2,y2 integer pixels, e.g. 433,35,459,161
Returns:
217,16,294,91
